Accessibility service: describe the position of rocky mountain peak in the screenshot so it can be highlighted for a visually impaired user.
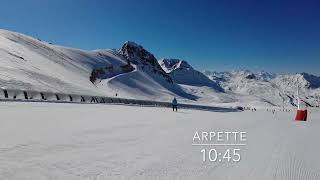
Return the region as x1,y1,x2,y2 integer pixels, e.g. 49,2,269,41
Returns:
119,41,157,65
118,41,173,83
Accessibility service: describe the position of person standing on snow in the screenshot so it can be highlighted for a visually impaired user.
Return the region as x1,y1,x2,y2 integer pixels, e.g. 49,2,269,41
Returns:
172,97,178,112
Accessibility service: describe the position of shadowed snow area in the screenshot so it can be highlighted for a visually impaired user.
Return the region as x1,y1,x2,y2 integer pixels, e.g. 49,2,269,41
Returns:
0,102,319,180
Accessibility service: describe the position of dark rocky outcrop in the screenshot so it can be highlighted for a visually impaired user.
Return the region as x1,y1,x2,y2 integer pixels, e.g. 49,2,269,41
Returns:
119,41,173,83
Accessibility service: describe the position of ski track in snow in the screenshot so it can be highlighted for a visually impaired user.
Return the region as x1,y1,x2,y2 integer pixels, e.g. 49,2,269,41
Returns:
0,102,319,180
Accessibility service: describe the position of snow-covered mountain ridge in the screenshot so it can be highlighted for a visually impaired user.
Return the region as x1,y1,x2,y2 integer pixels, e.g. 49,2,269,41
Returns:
0,29,199,102
0,29,319,107
158,58,222,90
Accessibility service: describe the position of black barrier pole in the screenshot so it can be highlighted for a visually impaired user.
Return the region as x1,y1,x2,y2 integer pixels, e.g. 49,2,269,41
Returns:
23,91,28,99
40,93,45,100
100,98,105,103
55,94,60,101
4,90,8,98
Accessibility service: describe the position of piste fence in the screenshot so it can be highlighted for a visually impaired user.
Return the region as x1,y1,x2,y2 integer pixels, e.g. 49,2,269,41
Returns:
0,88,240,112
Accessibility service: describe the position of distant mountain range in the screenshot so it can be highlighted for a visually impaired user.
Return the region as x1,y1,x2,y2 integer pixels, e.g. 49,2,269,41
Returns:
0,29,319,107
203,70,320,107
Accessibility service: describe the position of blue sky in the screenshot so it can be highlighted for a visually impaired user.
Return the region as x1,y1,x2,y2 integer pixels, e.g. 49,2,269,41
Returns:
0,0,319,75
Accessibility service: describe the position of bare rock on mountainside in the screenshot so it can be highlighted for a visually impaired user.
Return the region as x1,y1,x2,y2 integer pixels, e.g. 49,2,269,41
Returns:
245,73,256,80
119,41,173,83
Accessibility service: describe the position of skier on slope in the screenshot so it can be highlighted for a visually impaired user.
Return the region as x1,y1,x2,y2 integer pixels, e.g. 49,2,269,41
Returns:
172,97,178,112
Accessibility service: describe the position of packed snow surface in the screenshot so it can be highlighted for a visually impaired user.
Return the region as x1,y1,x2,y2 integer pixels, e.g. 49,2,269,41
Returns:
1,102,319,180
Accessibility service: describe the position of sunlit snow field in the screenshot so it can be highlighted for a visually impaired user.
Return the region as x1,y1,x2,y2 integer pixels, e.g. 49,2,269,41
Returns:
0,102,319,180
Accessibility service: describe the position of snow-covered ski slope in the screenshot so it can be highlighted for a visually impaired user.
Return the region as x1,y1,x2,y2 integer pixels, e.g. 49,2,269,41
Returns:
0,29,126,95
0,29,201,102
0,29,184,102
0,102,319,180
